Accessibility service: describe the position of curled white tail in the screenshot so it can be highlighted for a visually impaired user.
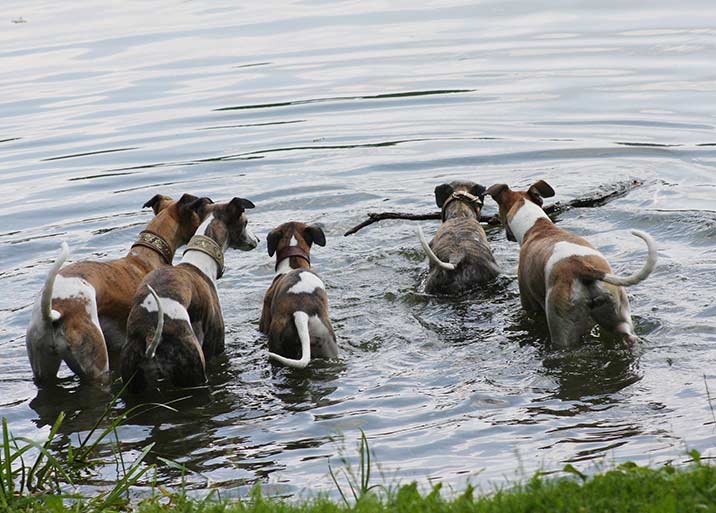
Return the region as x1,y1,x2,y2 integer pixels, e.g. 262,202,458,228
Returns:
601,230,657,286
41,242,69,323
144,284,164,359
268,311,311,369
416,225,455,271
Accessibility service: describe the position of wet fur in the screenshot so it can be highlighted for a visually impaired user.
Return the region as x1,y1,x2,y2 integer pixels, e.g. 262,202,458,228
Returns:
26,194,211,385
421,181,500,294
260,222,338,367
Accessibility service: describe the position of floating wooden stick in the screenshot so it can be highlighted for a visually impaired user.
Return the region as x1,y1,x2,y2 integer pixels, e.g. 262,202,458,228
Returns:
343,179,643,236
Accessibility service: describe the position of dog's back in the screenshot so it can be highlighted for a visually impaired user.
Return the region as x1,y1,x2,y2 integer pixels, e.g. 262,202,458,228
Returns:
425,217,500,294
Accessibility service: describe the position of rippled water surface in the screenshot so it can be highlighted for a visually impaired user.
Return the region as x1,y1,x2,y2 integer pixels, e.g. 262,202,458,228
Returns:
2,0,716,496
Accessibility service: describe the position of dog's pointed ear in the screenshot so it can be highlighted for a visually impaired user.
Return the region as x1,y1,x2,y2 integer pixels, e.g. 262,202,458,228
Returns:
267,229,281,257
434,183,454,208
228,197,255,215
186,197,213,217
470,183,487,199
527,180,555,206
142,194,173,215
303,225,326,247
486,184,509,203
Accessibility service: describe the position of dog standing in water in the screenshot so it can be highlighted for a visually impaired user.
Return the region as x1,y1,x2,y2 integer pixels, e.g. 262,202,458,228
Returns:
487,180,657,347
416,181,500,294
260,222,337,368
121,198,258,392
25,194,212,385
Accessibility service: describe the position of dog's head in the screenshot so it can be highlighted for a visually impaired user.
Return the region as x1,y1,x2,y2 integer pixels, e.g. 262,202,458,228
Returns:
486,180,555,242
434,181,487,220
142,193,214,246
266,222,326,260
206,197,258,251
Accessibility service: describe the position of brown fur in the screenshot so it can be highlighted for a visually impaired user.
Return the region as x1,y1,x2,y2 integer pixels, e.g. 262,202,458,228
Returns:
121,198,257,392
27,194,212,385
423,181,500,294
488,181,638,347
260,222,338,364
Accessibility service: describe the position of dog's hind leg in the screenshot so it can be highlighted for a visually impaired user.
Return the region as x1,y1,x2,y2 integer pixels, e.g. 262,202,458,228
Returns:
546,280,592,348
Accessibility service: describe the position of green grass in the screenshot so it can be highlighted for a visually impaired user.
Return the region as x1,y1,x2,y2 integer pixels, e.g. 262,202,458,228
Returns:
3,411,716,513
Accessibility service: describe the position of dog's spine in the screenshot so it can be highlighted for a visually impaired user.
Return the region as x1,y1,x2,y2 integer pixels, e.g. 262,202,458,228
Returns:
600,230,657,286
268,311,312,369
144,284,165,359
40,242,69,323
416,225,456,271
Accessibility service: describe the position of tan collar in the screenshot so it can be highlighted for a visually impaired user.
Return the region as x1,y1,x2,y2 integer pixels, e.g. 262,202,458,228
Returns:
131,230,174,264
183,234,225,279
441,191,483,221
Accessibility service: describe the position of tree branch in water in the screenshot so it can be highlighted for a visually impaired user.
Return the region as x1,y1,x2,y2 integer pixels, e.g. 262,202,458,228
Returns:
343,179,643,236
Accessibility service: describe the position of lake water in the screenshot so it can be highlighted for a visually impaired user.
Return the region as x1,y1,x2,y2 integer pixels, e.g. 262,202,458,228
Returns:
1,0,716,498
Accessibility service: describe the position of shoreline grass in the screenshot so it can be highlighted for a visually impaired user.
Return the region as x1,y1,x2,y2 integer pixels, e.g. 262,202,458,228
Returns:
3,414,716,512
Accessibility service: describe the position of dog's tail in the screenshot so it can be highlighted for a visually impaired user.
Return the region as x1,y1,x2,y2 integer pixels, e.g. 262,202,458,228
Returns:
600,230,657,287
268,311,311,369
144,284,165,359
416,225,455,271
40,242,69,323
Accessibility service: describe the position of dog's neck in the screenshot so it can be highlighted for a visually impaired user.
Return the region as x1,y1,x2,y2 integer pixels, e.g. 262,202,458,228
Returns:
275,244,311,276
182,214,227,283
443,200,480,221
509,200,551,244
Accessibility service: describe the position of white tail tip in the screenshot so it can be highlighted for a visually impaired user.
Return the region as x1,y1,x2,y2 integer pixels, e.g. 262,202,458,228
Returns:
416,225,455,271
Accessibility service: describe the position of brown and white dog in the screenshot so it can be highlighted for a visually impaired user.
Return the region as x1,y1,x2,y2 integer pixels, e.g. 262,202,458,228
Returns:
416,181,500,294
487,180,657,347
121,198,258,392
25,193,212,385
260,222,338,368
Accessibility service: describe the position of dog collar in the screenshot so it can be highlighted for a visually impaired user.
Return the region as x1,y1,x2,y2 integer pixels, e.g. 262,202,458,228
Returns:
183,234,225,279
131,230,174,265
275,246,310,271
441,191,483,221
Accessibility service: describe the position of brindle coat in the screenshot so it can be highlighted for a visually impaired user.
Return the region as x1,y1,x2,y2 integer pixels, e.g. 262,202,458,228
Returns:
423,181,500,294
26,193,212,385
260,222,338,363
121,198,257,392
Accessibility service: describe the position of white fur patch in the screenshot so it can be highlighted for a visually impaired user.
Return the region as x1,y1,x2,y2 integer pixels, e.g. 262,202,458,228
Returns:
140,293,191,322
276,258,292,275
52,276,101,331
509,200,550,244
289,235,298,246
182,251,219,284
288,272,324,295
197,214,215,236
545,241,603,280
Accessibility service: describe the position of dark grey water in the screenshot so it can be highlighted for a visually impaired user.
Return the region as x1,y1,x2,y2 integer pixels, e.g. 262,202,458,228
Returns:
2,0,716,497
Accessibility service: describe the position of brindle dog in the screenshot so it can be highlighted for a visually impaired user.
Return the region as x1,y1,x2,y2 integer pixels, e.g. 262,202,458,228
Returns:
260,222,337,368
121,198,258,392
416,181,500,294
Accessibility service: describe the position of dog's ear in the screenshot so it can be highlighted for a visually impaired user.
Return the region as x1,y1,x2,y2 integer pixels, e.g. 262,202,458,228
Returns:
227,197,255,215
486,184,509,203
303,225,326,247
470,183,487,199
434,183,454,208
187,197,214,217
527,180,555,206
142,194,173,215
267,229,282,257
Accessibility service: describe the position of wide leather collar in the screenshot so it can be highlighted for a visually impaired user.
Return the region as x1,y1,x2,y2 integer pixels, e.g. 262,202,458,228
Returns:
275,245,310,271
183,234,225,279
131,230,174,265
